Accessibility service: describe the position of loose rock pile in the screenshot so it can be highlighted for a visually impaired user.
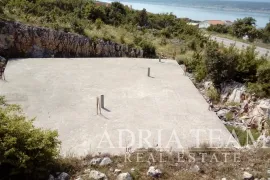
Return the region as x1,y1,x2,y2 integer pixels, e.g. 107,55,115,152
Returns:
200,80,270,146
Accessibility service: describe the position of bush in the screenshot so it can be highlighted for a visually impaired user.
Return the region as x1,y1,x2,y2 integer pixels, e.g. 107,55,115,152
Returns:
194,63,207,82
226,125,260,146
234,46,262,83
71,20,84,34
139,40,156,58
120,34,125,44
247,82,270,98
206,86,220,103
133,36,142,45
225,112,234,121
257,62,270,84
0,96,60,179
95,18,103,29
207,24,230,34
205,42,237,86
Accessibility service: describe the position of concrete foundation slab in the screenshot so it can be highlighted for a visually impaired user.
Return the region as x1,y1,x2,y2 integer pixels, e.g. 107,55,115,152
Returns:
0,58,238,155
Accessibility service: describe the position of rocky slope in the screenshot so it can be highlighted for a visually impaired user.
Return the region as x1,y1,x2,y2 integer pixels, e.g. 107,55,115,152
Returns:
0,21,143,58
198,80,270,145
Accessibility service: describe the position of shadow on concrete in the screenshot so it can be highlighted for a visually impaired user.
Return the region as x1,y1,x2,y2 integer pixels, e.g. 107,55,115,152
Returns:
100,113,109,119
102,107,111,112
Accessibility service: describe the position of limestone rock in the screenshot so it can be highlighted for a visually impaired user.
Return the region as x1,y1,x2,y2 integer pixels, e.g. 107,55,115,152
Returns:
90,157,102,165
116,172,133,180
48,174,55,180
190,165,200,173
0,21,144,59
56,172,70,180
114,169,122,174
48,172,70,180
147,166,162,178
243,171,254,180
228,86,246,103
216,109,230,120
220,81,245,103
89,170,108,180
100,157,113,166
204,81,213,90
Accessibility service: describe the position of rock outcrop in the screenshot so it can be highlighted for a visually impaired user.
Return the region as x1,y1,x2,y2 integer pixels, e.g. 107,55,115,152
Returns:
0,21,143,58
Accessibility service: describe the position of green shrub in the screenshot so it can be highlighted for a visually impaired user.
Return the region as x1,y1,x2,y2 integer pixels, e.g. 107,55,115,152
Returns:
257,62,270,84
183,52,203,73
225,112,234,121
207,24,230,34
0,96,60,179
188,39,197,51
120,34,125,44
206,86,220,103
159,37,167,46
226,125,260,146
205,42,237,86
71,20,84,34
139,40,156,58
234,46,262,83
95,18,103,29
194,63,207,82
133,36,142,45
247,82,270,98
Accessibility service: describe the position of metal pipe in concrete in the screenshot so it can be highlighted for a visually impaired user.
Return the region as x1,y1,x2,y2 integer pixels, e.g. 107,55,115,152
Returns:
101,95,104,108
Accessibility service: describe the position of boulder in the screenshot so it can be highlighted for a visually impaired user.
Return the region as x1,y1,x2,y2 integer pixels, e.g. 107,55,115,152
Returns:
220,81,245,103
114,169,122,174
56,172,70,180
243,171,254,180
190,165,200,173
147,166,162,178
100,157,113,166
228,86,246,103
89,170,108,180
116,172,133,180
204,81,213,90
48,174,55,180
48,172,70,180
216,109,230,120
90,157,102,165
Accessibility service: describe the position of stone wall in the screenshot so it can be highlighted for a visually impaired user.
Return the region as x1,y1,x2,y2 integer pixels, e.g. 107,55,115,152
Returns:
0,21,143,58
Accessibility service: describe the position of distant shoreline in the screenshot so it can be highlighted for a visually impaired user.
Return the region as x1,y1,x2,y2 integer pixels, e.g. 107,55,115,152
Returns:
178,5,270,14
100,0,270,27
101,0,270,14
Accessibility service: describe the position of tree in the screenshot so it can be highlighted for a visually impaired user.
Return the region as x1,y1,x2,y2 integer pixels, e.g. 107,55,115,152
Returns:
205,42,237,87
231,17,259,41
262,21,270,43
107,2,127,25
257,62,270,84
234,46,263,83
83,3,106,22
0,0,9,16
138,8,148,27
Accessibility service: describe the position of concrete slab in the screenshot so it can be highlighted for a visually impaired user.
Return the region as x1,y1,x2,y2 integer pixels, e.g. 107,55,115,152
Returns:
0,58,238,155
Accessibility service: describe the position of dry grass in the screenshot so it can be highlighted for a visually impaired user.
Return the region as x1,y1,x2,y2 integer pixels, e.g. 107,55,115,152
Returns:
58,148,270,179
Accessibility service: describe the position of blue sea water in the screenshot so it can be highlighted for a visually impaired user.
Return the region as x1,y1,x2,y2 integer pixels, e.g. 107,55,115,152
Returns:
101,0,270,27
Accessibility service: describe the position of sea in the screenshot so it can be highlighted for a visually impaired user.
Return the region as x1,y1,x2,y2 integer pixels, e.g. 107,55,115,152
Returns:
100,0,270,28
